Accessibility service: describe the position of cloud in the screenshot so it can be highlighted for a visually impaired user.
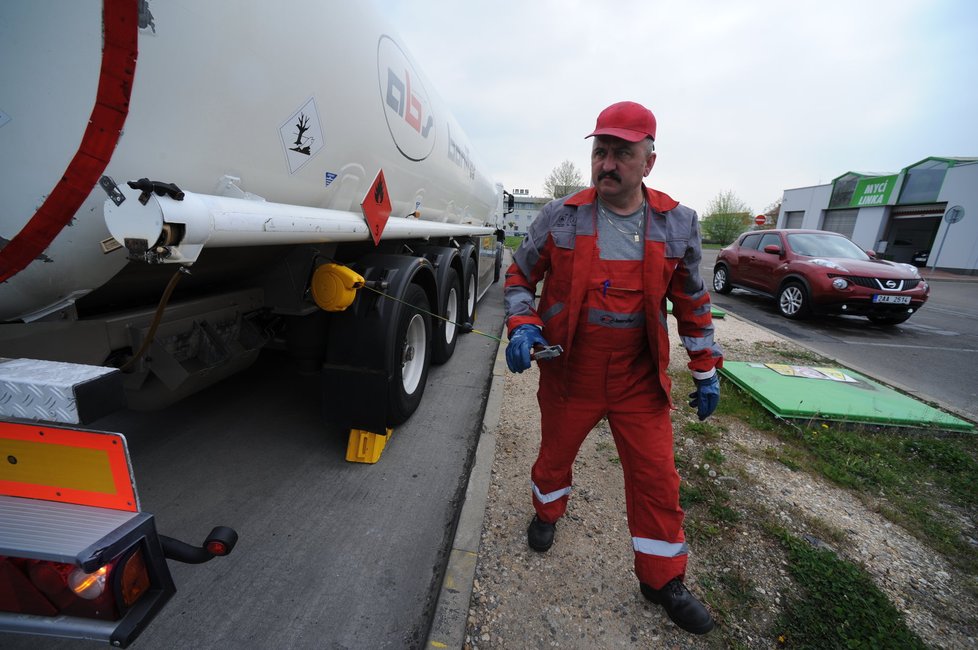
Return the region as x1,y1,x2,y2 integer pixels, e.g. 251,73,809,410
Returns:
376,0,978,214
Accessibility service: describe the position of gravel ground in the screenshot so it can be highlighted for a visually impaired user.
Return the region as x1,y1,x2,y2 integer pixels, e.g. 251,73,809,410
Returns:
464,313,978,649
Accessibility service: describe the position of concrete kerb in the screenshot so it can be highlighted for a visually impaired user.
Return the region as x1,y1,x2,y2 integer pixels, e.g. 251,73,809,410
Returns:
426,332,507,649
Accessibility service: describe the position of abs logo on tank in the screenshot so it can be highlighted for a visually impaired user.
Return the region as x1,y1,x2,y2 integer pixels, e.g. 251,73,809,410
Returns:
378,35,435,162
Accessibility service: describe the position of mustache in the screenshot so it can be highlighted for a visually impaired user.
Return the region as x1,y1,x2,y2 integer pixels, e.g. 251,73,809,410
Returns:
598,171,622,182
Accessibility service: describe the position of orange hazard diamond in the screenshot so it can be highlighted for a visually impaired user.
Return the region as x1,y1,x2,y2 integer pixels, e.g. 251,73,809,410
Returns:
361,169,392,245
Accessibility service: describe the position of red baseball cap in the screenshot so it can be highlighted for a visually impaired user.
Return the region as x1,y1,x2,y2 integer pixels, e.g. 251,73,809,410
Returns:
586,101,656,142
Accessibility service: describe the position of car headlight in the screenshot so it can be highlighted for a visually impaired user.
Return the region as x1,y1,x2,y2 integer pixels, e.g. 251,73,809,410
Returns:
832,278,849,290
811,258,849,272
897,263,921,278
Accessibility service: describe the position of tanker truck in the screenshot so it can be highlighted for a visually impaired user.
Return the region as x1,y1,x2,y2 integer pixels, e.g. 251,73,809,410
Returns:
0,1,509,645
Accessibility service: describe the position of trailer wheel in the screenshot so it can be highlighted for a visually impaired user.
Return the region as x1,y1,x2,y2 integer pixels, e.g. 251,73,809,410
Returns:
461,255,477,327
389,284,432,425
431,268,460,364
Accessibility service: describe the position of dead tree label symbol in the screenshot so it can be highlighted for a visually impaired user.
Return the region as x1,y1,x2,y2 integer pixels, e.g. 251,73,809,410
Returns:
290,113,313,155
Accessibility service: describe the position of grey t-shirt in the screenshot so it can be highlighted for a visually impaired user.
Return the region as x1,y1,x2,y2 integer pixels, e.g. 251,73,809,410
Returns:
596,199,645,261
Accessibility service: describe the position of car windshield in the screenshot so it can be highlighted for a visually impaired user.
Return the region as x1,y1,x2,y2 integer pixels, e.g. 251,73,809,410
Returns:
786,233,870,260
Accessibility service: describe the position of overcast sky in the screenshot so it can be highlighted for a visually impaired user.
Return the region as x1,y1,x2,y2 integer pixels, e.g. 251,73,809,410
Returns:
374,0,977,216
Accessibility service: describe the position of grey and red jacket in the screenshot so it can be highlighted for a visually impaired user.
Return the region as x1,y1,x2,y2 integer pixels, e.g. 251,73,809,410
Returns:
504,185,723,398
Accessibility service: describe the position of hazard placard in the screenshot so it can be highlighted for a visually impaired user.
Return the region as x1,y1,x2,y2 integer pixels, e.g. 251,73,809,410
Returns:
361,169,392,245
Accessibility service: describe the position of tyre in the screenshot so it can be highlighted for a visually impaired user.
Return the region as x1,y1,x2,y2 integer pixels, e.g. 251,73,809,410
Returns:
777,281,810,319
868,313,911,326
712,264,733,294
388,284,432,425
431,268,461,364
493,244,503,283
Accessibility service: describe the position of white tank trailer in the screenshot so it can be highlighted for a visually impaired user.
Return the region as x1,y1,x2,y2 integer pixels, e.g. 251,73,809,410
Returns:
0,0,511,426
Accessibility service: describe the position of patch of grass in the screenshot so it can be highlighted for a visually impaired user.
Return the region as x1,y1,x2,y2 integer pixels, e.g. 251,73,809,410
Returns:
699,568,758,625
716,383,780,431
781,423,978,575
679,483,707,506
768,346,829,365
684,420,722,439
504,235,524,250
773,528,926,649
685,518,722,539
709,502,741,523
677,446,740,542
703,447,726,465
696,367,978,577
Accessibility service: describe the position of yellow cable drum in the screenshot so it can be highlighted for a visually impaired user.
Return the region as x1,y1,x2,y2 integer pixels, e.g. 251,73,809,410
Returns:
311,263,365,312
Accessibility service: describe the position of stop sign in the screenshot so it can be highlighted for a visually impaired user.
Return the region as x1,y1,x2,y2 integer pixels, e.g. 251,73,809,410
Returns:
754,215,766,226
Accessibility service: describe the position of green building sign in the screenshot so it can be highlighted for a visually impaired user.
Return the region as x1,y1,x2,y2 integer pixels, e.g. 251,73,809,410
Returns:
849,175,897,207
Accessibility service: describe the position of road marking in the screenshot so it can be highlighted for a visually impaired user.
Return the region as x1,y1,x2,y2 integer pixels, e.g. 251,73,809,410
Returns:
920,305,978,319
842,341,978,352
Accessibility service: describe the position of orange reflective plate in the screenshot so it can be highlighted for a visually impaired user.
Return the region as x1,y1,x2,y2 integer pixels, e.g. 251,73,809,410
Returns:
0,422,137,511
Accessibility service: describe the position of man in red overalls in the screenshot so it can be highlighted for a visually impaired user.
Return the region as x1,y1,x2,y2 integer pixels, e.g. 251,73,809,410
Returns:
504,101,723,635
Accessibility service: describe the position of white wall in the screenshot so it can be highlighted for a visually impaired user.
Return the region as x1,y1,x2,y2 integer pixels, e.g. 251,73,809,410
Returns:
930,163,978,271
780,184,832,228
851,206,886,251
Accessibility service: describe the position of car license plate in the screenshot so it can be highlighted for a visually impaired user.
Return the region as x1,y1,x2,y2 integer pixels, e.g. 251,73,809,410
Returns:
873,294,911,304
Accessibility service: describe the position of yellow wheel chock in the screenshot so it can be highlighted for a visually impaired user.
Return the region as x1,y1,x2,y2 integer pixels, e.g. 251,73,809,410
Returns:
345,427,394,464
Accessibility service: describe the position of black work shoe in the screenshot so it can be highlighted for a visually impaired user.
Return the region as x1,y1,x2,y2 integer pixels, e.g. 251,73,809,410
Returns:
641,579,715,635
526,515,555,552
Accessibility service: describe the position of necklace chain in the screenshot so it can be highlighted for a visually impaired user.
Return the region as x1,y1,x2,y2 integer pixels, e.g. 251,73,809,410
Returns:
598,199,646,242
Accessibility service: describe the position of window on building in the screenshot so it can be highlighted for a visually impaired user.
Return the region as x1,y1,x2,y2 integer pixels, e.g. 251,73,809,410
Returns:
829,173,861,208
821,209,857,238
783,211,804,229
898,159,950,204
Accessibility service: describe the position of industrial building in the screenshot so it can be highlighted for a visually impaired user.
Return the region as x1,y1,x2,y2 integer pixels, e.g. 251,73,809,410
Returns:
504,189,551,235
779,157,978,274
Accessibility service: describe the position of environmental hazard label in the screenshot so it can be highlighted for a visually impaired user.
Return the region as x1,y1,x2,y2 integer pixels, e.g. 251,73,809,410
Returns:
279,97,324,174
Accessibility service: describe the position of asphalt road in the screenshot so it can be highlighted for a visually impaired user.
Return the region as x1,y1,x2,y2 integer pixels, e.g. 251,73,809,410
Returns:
700,249,978,423
2,279,506,650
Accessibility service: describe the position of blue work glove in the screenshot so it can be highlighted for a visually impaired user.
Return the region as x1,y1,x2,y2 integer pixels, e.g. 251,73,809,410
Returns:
505,325,548,373
688,372,720,420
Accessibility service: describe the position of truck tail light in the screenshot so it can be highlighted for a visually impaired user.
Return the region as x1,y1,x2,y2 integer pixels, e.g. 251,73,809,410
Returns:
68,564,109,599
119,547,152,607
0,545,153,621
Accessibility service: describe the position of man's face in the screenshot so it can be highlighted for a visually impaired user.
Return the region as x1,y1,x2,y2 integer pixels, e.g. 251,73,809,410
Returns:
590,136,655,206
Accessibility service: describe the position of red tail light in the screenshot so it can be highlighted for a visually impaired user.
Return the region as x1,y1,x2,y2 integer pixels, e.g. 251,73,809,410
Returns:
0,545,152,621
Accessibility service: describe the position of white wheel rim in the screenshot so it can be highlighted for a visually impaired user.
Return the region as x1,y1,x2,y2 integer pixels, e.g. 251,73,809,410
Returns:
401,313,426,394
780,287,802,315
714,269,726,291
444,286,458,343
466,274,476,318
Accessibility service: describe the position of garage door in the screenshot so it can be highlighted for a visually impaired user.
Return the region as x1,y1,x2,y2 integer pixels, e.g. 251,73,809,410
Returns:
822,209,857,238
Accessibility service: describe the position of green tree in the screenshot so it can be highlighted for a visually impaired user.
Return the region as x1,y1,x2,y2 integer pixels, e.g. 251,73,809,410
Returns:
543,160,584,198
763,198,782,226
701,190,752,244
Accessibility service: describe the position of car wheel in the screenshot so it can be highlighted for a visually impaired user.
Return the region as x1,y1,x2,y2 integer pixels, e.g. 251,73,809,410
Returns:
712,264,733,294
868,313,912,326
777,281,810,319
